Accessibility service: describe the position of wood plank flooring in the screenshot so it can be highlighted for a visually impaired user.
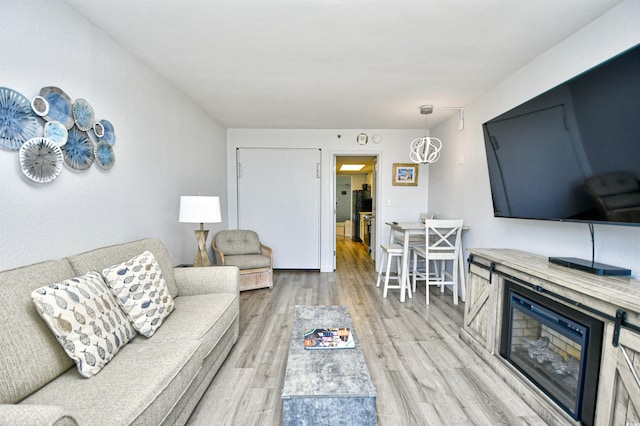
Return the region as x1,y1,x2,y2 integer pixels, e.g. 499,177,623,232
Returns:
187,238,547,425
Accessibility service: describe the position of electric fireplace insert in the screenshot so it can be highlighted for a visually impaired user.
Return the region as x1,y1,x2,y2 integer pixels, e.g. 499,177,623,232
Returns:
500,281,604,426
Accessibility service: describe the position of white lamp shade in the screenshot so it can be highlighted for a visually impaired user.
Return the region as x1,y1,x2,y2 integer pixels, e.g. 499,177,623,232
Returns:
179,196,222,224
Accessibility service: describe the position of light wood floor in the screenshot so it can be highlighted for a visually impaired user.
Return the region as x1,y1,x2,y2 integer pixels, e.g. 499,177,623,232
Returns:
187,238,547,425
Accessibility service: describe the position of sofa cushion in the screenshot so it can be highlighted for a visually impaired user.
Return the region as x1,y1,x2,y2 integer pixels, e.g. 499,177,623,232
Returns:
20,339,202,425
214,230,261,255
0,405,77,425
223,254,271,270
31,272,137,378
67,238,179,298
141,293,238,360
0,259,77,404
173,265,240,296
102,251,175,337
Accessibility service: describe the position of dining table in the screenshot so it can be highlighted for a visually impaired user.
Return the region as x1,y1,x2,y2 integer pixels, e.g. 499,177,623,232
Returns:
385,221,468,303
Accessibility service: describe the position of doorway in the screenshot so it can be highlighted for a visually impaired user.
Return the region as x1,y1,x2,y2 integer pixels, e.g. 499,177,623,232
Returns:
334,155,378,270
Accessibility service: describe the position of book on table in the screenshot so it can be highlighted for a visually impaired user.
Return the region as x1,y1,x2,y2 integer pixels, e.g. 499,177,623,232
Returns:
304,328,355,349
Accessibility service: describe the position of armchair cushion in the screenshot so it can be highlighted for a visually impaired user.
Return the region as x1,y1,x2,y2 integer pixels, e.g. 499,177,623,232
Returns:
214,230,261,256
224,254,271,270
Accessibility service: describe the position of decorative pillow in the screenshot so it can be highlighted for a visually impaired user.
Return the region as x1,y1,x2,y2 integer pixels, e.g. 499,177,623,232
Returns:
102,251,175,337
31,271,137,378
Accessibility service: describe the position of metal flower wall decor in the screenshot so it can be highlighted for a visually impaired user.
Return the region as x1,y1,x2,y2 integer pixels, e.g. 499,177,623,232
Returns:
0,85,116,183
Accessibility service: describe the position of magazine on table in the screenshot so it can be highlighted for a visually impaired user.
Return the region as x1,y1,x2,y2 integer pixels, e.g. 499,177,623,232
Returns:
304,327,355,349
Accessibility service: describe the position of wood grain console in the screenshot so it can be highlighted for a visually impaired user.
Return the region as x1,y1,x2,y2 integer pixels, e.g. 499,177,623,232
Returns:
461,248,640,425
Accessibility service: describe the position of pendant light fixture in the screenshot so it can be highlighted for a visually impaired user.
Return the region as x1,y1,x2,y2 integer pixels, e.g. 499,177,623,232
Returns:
410,104,464,164
410,105,442,164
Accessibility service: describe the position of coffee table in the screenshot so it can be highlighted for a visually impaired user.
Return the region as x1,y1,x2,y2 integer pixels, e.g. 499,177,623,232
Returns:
281,305,376,425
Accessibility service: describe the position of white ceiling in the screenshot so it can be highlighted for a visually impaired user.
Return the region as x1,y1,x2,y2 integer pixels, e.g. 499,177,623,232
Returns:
65,0,623,129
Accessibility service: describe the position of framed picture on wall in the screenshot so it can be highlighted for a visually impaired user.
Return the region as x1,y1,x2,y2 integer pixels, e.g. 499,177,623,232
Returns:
392,163,418,186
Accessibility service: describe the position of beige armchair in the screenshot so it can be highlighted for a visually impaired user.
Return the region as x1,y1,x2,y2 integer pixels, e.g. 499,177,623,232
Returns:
212,230,273,291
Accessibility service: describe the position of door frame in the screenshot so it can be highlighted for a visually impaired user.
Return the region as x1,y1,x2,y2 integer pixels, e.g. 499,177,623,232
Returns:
332,151,381,271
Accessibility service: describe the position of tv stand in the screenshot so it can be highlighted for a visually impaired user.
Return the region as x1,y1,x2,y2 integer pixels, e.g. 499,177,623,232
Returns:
548,256,631,276
463,248,640,425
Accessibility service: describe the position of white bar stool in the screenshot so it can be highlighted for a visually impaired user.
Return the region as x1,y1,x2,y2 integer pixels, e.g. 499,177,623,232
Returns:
377,243,412,299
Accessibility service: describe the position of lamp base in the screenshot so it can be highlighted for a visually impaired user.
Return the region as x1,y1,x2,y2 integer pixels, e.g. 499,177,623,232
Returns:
193,229,211,267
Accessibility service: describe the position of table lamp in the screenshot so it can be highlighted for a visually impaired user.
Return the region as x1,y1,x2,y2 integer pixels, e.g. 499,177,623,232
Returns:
179,195,221,267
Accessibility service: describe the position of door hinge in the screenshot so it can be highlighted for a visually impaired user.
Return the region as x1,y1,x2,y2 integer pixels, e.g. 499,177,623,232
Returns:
237,162,242,178
316,163,321,179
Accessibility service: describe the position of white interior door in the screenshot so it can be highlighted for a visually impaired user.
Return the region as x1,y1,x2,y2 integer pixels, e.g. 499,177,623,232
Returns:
237,148,321,269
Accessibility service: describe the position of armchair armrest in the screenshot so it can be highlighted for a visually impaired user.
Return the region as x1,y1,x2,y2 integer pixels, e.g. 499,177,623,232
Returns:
0,405,77,425
212,241,226,265
173,266,240,296
261,244,273,265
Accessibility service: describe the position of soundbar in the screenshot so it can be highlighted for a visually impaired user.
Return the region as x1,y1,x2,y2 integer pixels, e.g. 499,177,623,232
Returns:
549,257,631,276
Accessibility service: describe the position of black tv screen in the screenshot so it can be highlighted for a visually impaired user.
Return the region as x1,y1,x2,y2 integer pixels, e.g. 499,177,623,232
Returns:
482,44,640,226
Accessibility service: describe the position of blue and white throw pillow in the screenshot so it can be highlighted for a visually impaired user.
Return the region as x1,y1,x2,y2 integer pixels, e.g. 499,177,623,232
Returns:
102,251,175,337
31,271,136,378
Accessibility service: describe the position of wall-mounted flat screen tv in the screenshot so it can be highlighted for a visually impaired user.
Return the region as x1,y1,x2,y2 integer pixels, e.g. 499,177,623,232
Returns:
482,44,640,226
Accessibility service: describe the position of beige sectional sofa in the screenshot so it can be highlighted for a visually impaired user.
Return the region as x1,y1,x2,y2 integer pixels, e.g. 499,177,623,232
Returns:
0,238,240,425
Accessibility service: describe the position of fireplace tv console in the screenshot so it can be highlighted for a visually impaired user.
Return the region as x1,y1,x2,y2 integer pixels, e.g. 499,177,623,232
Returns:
461,248,640,425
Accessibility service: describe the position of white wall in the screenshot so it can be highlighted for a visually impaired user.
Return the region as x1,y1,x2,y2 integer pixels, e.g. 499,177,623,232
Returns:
351,174,370,194
428,0,640,276
227,129,428,272
0,0,228,270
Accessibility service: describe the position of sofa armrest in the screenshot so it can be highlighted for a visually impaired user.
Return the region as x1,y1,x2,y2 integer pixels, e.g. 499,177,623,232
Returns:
173,266,240,296
0,405,77,426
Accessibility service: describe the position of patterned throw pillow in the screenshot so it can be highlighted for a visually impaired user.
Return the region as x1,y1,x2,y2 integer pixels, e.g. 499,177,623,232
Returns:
31,272,137,378
102,251,175,337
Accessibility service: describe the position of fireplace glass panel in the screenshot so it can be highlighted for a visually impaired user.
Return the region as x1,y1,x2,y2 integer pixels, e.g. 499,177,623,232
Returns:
500,281,603,426
507,293,587,419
